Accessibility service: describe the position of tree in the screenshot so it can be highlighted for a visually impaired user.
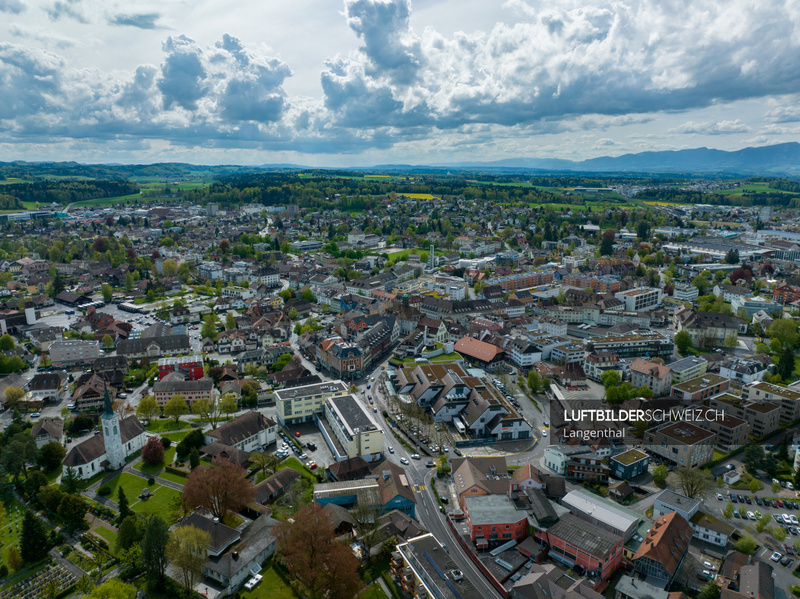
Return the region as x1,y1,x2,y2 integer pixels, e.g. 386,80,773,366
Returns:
166,524,210,590
272,353,293,372
191,396,227,429
1,433,37,480
163,394,188,425
57,494,88,532
101,334,115,351
4,386,25,411
175,429,206,460
0,334,14,351
161,259,177,278
756,512,771,533
225,312,236,331
189,447,200,470
51,270,65,297
599,230,614,256
763,452,778,477
734,535,758,555
117,488,133,524
24,470,48,497
88,579,137,599
288,307,299,320
61,466,83,494
743,444,765,475
767,318,800,349
276,503,363,599
724,248,740,264
675,330,693,356
779,345,796,379
142,436,165,466
201,314,217,340
124,272,134,292
698,581,721,599
692,274,710,295
37,441,66,472
652,464,669,486
674,466,713,500
101,283,113,302
136,395,159,423
181,457,255,519
219,239,230,254
220,393,238,418
20,511,50,562
749,479,762,494
7,546,21,572
250,452,282,478
141,516,170,586
722,501,734,519
300,288,316,303
600,370,621,390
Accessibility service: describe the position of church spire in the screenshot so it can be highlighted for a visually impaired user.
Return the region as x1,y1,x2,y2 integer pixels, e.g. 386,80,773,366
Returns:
103,382,113,416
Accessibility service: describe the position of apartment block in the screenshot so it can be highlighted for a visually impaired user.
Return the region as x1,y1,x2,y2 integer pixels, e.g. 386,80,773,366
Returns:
274,380,349,425
49,339,100,367
644,422,715,467
671,373,729,401
708,393,781,439
741,381,800,424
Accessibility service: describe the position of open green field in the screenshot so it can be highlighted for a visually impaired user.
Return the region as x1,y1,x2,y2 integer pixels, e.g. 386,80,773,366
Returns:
102,472,183,524
160,429,193,443
719,181,800,195
0,496,26,566
132,446,176,475
159,469,188,485
94,525,119,552
146,419,193,433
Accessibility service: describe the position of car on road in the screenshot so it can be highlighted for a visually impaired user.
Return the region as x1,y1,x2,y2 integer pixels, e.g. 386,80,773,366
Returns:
453,449,463,457
410,454,421,460
118,393,128,399
541,430,547,437
770,551,782,562
426,461,436,468
387,446,394,453
400,457,409,465
30,412,41,418
716,493,724,500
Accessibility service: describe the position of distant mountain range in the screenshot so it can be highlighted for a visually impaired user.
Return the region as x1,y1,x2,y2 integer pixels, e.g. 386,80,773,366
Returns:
368,142,800,176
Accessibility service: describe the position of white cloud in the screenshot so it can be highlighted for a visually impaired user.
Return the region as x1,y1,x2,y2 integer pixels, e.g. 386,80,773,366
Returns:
670,119,751,134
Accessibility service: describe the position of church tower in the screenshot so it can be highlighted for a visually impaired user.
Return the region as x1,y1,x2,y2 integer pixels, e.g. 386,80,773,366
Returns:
101,384,125,470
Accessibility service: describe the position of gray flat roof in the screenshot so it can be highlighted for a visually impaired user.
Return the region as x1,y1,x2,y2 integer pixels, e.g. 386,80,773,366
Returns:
275,380,348,400
547,513,622,558
464,495,525,526
327,394,378,434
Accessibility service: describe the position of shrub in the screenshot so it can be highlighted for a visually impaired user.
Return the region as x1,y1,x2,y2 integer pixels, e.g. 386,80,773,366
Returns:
147,477,155,486
141,436,165,466
0,565,7,578
161,437,172,449
97,485,111,496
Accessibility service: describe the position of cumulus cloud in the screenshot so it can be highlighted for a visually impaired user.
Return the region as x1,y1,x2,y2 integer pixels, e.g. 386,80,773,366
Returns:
109,13,163,30
0,0,26,14
670,120,751,134
157,35,209,111
46,0,87,23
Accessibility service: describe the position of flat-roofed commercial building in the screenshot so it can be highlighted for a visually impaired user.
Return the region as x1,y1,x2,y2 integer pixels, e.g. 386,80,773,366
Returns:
589,331,673,359
463,494,528,549
644,422,715,467
561,489,641,541
323,394,384,461
614,287,663,312
274,380,349,425
609,449,650,480
742,381,800,424
708,392,781,439
538,513,624,581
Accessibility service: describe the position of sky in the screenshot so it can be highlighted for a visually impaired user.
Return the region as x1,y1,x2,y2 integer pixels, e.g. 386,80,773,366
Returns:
1,0,800,166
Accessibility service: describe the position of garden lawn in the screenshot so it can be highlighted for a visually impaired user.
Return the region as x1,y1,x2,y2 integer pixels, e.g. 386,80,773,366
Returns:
160,430,193,443
102,472,153,504
240,563,297,599
94,526,118,552
361,583,391,599
132,446,177,475
146,420,192,433
281,458,316,483
159,470,188,486
130,483,182,525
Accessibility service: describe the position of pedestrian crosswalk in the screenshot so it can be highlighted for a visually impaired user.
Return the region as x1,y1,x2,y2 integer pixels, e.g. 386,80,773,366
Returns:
414,484,427,493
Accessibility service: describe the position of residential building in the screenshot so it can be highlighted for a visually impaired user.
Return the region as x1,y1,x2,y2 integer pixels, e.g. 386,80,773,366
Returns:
774,281,800,305
702,413,749,452
49,339,100,367
322,395,384,462
644,422,715,467
690,512,734,547
673,283,699,302
669,356,708,384
730,294,781,318
588,331,673,359
631,512,692,589
673,307,746,348
742,381,800,424
274,380,349,425
506,338,542,370
116,335,191,359
27,372,68,403
671,373,729,401
464,494,528,549
565,453,609,484
203,411,277,452
450,456,511,507
719,359,770,384
544,445,592,476
609,449,650,481
708,393,781,439
630,358,672,397
583,351,621,383
31,417,64,448
152,374,215,406
157,355,205,381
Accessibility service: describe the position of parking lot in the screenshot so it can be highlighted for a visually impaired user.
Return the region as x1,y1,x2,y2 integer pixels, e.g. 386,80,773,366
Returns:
276,423,333,471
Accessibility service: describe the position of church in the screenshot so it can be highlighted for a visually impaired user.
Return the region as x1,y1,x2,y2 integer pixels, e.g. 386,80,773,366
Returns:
62,385,147,480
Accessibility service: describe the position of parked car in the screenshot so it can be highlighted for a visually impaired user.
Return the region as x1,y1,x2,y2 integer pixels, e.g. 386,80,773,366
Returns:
410,454,421,460
770,552,782,562
400,457,409,465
